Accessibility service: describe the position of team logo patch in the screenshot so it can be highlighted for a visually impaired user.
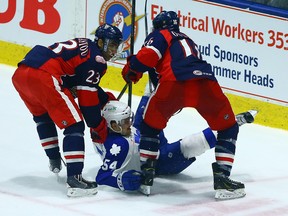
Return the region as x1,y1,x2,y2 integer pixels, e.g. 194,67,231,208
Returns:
224,114,230,120
95,55,106,64
110,144,121,156
193,70,203,75
98,0,145,58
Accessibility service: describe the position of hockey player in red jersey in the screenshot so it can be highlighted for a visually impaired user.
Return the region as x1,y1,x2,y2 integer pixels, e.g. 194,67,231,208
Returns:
121,11,246,199
12,23,123,197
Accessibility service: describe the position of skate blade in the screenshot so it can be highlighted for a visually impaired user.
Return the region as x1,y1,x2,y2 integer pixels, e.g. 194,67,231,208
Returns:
248,110,258,119
215,188,246,200
139,185,151,196
67,186,98,198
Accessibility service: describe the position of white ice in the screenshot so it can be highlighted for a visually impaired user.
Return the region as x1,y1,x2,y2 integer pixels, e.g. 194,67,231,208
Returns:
1,64,288,216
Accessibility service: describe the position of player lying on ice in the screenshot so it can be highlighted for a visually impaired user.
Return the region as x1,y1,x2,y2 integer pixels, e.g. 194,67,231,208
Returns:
94,86,257,199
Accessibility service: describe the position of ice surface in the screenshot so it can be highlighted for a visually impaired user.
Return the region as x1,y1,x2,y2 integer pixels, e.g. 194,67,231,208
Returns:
1,64,288,216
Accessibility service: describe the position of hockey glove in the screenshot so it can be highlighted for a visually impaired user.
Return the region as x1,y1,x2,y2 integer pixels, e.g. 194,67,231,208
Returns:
117,170,143,191
106,91,117,101
90,117,108,143
122,64,143,84
69,86,78,98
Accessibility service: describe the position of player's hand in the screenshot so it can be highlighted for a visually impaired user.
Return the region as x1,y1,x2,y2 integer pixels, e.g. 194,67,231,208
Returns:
117,170,143,191
90,118,108,143
106,91,117,101
121,64,143,84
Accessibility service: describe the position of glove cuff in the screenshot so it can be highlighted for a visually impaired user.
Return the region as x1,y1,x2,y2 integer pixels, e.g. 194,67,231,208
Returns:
94,117,106,130
117,171,126,191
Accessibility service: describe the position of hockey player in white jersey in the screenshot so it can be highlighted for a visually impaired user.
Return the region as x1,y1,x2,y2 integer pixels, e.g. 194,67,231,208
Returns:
94,91,257,199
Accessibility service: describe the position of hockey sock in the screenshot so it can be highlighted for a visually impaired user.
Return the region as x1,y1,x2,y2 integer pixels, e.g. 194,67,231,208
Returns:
215,122,239,176
139,121,161,161
63,121,85,177
33,113,60,160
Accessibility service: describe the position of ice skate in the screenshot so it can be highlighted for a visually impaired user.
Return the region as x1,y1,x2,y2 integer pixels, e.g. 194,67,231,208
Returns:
139,184,151,196
49,158,62,174
212,162,246,200
236,110,258,126
139,159,157,196
66,174,98,197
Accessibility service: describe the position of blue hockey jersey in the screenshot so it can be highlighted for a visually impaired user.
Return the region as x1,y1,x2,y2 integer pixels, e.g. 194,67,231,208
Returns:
94,96,199,190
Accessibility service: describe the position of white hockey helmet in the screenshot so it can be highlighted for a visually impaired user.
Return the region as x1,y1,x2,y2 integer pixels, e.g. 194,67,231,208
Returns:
102,100,133,130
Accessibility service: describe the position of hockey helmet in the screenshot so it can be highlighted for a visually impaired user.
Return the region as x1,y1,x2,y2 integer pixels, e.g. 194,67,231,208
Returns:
102,101,134,132
152,11,180,32
94,23,123,60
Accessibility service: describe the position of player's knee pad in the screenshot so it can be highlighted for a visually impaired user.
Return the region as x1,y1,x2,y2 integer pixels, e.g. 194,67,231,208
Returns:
217,122,239,140
64,121,85,136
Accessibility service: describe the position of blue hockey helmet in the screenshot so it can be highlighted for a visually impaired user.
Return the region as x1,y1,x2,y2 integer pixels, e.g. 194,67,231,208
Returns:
94,23,123,45
94,23,123,61
152,11,180,31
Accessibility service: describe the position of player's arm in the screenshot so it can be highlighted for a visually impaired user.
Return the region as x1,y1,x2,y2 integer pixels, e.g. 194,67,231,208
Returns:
75,63,109,143
96,86,117,106
96,137,142,191
77,85,102,127
131,30,169,70
122,31,169,83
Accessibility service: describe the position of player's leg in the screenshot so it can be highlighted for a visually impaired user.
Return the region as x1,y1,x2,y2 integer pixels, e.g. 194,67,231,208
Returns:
141,81,183,160
157,140,196,175
180,127,216,159
40,77,97,197
157,127,216,175
157,109,257,177
191,79,246,200
12,66,62,173
62,121,97,197
133,95,149,131
33,113,62,173
15,68,97,196
140,81,183,188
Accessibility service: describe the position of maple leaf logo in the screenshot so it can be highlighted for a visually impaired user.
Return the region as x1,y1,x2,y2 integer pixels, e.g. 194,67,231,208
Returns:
110,144,121,156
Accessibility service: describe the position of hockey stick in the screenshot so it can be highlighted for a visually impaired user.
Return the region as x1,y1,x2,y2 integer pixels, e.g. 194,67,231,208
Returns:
128,0,136,108
137,0,153,196
53,156,66,182
61,156,67,167
117,83,129,100
144,0,154,95
144,0,148,37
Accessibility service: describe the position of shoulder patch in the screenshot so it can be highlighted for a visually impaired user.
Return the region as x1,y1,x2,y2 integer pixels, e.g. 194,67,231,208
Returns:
95,55,106,64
